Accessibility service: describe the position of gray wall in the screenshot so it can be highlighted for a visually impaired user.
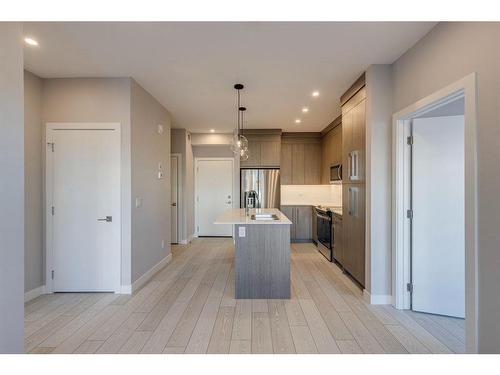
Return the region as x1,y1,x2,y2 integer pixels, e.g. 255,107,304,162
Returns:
24,71,44,293
0,23,24,353
42,77,133,287
392,22,500,352
130,79,172,282
365,65,393,300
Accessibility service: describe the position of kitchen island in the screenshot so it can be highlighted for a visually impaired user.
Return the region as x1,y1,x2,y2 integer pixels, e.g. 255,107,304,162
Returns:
214,208,292,299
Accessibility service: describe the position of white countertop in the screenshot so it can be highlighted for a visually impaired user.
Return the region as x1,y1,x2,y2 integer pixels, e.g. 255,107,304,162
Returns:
281,202,338,207
214,208,292,225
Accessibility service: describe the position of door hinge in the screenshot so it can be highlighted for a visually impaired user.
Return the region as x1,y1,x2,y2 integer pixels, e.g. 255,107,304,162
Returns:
51,206,55,215
407,283,413,293
51,270,54,280
406,209,413,219
47,142,55,152
407,136,413,146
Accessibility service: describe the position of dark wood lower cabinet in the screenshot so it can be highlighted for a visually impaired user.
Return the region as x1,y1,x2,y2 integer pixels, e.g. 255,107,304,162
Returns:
312,206,318,243
342,183,365,286
281,205,313,242
332,214,343,264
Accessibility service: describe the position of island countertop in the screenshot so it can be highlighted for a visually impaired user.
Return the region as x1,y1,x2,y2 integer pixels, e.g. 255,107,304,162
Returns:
214,208,292,225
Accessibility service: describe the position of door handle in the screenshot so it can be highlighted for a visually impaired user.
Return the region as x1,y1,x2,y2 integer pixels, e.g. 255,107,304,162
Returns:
97,216,112,222
172,203,177,206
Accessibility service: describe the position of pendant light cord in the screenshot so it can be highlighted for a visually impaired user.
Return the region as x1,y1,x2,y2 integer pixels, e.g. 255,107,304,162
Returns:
237,89,241,136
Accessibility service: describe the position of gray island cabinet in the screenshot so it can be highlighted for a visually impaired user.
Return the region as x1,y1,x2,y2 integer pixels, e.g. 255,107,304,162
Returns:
214,208,292,299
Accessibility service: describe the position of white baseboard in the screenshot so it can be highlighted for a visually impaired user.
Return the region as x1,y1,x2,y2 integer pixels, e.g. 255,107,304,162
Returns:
25,285,46,302
363,290,393,305
119,284,132,294
179,234,194,245
129,253,172,294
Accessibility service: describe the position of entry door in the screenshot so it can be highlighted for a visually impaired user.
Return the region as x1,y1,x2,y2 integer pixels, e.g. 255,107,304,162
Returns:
47,124,121,292
412,116,465,318
171,155,179,244
196,159,233,236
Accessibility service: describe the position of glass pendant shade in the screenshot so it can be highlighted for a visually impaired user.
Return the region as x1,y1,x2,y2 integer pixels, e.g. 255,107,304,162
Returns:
230,130,248,154
239,147,249,161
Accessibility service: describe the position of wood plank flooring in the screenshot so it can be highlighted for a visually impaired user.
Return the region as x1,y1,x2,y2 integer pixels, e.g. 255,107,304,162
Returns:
24,239,465,354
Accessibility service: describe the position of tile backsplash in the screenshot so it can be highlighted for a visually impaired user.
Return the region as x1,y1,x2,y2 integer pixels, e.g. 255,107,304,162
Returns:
281,184,342,206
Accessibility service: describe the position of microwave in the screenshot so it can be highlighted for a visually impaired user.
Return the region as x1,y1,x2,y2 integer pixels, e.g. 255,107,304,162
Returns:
330,164,342,183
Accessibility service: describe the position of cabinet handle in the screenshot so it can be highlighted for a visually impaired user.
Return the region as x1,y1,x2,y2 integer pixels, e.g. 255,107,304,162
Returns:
348,153,352,180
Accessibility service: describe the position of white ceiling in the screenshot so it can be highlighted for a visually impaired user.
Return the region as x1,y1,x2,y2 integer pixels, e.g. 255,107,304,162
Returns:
23,22,436,132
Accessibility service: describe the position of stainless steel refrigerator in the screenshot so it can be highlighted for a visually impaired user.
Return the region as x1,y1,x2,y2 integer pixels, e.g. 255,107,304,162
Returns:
240,169,280,209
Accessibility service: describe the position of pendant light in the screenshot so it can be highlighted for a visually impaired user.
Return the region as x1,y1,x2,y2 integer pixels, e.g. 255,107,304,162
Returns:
239,106,249,161
230,84,249,155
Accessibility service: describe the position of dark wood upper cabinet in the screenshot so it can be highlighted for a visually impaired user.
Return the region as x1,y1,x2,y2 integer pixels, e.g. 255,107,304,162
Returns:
281,133,321,185
320,116,342,184
240,130,282,168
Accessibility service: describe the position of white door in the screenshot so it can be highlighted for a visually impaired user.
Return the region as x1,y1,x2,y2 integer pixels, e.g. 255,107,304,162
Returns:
47,124,121,292
196,159,233,236
412,115,465,318
171,155,179,244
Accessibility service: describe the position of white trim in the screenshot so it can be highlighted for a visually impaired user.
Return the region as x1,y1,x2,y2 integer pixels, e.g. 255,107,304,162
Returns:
120,284,132,294
363,290,392,305
179,239,188,245
24,285,46,302
45,122,122,294
130,253,172,293
171,153,182,244
194,157,235,237
392,73,478,353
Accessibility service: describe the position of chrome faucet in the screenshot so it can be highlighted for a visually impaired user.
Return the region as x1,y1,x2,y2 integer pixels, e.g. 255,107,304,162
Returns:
245,190,258,215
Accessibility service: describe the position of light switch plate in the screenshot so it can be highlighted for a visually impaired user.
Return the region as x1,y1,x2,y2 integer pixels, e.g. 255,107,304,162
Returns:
238,226,246,237
157,124,164,134
135,197,142,208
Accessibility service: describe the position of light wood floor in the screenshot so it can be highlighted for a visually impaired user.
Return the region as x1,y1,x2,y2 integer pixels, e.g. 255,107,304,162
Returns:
25,238,466,354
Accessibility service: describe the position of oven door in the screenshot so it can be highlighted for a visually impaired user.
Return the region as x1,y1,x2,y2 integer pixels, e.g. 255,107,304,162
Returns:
316,210,333,261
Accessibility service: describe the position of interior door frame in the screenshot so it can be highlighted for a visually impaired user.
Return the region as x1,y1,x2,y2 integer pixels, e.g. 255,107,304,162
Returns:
194,157,234,237
171,153,182,244
392,73,478,352
45,122,122,294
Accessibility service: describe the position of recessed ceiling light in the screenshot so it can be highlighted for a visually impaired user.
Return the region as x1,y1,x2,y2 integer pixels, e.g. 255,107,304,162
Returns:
302,107,309,113
295,119,301,124
210,129,215,133
24,37,39,46
312,91,320,97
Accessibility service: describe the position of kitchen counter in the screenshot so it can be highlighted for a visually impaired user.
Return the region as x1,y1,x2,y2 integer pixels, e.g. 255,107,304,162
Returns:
214,208,291,299
214,208,292,225
282,203,343,217
329,207,342,216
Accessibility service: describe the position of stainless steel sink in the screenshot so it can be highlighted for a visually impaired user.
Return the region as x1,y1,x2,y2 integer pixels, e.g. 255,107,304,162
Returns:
250,213,279,221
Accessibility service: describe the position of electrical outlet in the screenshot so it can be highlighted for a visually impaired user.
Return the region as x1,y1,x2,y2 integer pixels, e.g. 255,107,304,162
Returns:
238,226,246,237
